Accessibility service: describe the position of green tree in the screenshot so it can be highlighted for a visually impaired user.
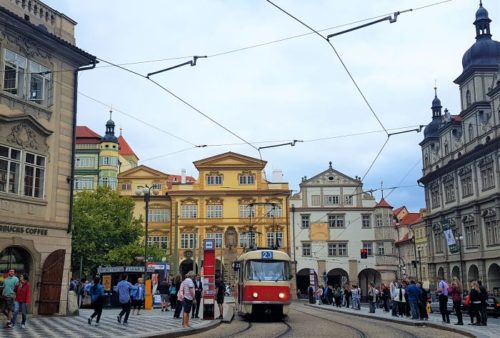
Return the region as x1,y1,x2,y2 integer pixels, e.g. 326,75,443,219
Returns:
71,186,144,276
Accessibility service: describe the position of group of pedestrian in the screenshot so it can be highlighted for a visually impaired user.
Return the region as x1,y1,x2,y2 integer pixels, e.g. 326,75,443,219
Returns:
0,269,31,329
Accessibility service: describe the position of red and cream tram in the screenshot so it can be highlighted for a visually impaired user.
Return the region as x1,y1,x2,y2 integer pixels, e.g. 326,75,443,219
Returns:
233,249,292,317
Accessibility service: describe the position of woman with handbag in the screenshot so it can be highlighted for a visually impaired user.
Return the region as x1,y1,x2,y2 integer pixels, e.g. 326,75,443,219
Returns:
88,277,105,326
12,273,31,329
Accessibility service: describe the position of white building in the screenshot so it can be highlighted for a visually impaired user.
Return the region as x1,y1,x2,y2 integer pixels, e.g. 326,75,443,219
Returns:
290,163,397,296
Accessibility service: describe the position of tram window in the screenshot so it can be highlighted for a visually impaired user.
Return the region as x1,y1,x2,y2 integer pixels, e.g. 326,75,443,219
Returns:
245,260,290,281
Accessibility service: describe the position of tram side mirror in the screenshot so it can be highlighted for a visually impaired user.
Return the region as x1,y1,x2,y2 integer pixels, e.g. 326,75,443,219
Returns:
232,262,241,271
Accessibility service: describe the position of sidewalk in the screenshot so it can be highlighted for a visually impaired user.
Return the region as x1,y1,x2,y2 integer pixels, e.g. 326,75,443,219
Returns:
4,299,234,338
307,302,499,338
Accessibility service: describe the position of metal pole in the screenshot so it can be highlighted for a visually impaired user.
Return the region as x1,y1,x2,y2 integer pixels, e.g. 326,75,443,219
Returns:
411,227,418,281
144,188,150,281
459,237,465,293
418,248,423,284
174,202,179,275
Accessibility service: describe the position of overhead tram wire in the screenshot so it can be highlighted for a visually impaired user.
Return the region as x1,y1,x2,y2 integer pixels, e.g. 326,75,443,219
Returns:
385,159,422,198
96,57,260,154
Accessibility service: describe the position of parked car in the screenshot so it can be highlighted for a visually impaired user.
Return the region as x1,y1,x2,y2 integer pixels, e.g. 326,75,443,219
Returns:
462,296,500,318
429,298,454,314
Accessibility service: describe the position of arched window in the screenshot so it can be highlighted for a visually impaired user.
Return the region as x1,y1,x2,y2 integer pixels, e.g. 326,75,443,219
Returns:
444,142,449,156
466,90,471,107
469,124,474,141
0,247,32,275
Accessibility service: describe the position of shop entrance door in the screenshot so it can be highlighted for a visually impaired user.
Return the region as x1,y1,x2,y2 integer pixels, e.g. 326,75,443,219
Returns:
38,249,65,315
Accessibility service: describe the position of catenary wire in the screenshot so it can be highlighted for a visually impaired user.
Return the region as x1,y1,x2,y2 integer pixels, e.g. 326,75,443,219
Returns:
96,57,261,154
385,159,422,198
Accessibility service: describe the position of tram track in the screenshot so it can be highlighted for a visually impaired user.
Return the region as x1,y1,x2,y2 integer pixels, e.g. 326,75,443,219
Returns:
293,305,368,338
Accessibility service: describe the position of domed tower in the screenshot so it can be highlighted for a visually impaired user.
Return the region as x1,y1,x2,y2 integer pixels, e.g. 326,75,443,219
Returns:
99,110,120,190
455,1,500,109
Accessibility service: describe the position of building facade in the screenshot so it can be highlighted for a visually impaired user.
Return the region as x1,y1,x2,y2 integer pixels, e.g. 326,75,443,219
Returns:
0,0,95,315
419,3,500,294
118,165,195,259
168,152,290,287
290,163,397,296
74,117,138,192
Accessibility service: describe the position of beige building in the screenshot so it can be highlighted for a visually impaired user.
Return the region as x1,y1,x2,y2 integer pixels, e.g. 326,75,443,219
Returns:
0,0,95,315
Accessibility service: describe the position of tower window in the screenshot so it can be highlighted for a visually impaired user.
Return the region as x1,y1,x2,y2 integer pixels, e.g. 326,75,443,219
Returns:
466,90,471,107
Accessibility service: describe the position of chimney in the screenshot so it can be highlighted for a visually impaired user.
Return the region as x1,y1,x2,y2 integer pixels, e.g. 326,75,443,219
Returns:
272,169,283,182
181,169,186,184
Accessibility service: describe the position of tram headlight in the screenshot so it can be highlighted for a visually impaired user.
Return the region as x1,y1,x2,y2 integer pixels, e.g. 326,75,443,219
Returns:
252,292,259,298
278,292,285,299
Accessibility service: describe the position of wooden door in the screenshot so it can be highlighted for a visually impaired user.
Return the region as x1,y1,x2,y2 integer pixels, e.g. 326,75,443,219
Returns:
38,249,65,315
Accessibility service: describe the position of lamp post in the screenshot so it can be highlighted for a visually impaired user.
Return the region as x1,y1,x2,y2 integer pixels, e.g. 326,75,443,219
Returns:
417,247,423,283
136,185,153,280
455,234,465,291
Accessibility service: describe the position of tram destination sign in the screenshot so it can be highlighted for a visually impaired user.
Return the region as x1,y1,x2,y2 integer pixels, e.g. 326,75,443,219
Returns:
0,224,48,236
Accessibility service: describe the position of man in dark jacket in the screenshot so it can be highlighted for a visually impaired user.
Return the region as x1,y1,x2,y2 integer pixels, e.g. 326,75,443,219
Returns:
477,280,488,326
191,275,203,318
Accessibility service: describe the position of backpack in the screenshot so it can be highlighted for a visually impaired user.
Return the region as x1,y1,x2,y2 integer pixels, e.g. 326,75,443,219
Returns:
177,282,184,302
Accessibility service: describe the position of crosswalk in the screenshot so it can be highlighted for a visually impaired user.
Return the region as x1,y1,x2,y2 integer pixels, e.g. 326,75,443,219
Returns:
4,308,216,338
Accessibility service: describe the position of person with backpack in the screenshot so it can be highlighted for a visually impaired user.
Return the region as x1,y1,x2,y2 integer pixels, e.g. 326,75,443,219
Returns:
88,277,105,326
157,277,170,312
333,286,341,307
116,274,133,325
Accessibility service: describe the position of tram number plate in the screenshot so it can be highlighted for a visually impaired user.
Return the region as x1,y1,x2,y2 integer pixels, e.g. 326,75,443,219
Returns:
261,251,273,260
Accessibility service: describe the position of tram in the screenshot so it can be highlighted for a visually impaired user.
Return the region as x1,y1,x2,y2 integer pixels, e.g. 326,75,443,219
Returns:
233,249,292,318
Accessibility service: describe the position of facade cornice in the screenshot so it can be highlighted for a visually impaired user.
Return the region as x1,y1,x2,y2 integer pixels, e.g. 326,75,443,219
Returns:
168,189,290,197
419,136,500,184
424,192,500,220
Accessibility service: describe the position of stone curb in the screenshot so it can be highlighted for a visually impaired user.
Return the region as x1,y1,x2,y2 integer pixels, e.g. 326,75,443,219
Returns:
305,304,483,338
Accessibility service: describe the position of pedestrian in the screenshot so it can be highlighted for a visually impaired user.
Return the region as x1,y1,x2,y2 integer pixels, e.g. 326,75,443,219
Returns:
314,285,323,305
173,274,183,319
77,278,85,308
116,274,133,325
344,284,351,308
469,281,482,326
131,277,145,315
382,283,390,312
390,280,398,316
333,286,341,307
368,283,378,313
1,269,19,329
406,280,421,319
88,277,105,326
11,273,30,329
307,284,315,304
417,282,428,320
157,277,170,312
395,283,406,317
477,280,488,326
191,274,203,319
215,275,225,319
351,284,361,310
448,279,463,325
437,287,450,323
402,280,410,317
181,271,196,328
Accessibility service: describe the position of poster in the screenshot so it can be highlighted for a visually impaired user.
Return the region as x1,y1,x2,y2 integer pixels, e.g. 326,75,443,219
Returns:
102,275,112,291
441,220,459,254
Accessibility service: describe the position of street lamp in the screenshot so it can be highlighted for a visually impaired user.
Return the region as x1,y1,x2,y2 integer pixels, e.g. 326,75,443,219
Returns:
136,185,153,280
455,234,465,291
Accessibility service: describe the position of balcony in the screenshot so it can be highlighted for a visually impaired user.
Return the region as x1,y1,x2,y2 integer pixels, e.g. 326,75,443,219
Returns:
375,255,398,267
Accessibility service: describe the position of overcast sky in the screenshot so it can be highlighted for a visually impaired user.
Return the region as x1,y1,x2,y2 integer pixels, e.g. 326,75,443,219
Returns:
45,0,499,211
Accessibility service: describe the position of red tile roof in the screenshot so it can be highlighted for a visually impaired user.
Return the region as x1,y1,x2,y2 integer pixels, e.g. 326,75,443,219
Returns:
376,198,392,209
76,126,101,144
395,233,412,245
400,212,423,226
118,136,138,159
392,206,405,216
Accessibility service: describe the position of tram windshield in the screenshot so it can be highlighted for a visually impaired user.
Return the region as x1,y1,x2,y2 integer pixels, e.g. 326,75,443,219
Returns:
245,260,290,281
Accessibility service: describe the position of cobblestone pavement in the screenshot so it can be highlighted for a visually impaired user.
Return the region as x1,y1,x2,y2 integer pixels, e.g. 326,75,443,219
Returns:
2,307,220,338
309,301,500,338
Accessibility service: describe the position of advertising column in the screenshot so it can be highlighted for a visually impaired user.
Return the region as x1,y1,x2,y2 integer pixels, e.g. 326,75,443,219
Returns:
202,239,216,319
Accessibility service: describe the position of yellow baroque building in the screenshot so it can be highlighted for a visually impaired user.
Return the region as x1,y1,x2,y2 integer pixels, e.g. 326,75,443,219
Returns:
169,152,290,285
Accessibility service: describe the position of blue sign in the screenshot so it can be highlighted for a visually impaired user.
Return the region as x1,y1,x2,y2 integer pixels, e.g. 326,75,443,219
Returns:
261,251,273,260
